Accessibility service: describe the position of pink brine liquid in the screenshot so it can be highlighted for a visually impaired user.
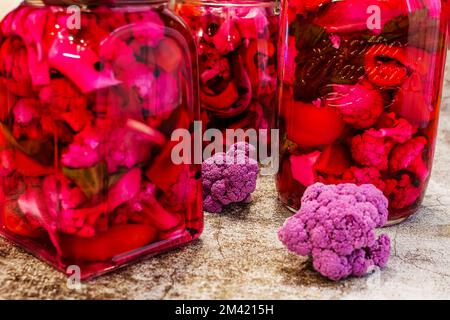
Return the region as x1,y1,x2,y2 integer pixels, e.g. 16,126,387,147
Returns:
277,0,448,223
0,1,202,278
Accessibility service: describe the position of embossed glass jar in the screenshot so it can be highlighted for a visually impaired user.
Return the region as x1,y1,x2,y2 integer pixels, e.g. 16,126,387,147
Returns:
0,0,202,278
277,0,448,223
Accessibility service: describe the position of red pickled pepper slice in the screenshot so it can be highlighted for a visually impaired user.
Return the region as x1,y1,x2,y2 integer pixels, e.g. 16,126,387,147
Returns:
140,197,181,231
17,184,63,254
284,100,345,147
364,45,409,87
201,81,239,110
201,54,253,118
2,205,45,238
315,144,351,175
60,224,158,261
210,17,241,55
244,39,276,89
48,30,121,93
390,72,432,127
365,45,434,87
290,151,321,187
0,124,54,176
370,112,418,143
154,38,183,73
14,149,54,177
0,79,16,121
145,140,188,191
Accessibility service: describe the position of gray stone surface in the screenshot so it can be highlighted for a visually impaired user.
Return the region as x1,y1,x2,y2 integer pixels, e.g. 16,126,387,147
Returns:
1,62,450,301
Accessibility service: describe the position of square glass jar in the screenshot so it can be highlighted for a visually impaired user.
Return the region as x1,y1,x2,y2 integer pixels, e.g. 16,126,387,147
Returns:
0,0,203,279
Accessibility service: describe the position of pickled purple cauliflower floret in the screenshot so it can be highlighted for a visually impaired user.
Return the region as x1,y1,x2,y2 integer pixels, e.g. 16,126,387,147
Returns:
202,142,259,213
325,81,383,129
62,122,159,172
278,183,391,281
12,99,38,125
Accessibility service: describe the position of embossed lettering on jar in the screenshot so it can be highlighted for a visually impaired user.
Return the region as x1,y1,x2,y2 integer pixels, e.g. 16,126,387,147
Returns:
276,0,448,223
0,0,202,278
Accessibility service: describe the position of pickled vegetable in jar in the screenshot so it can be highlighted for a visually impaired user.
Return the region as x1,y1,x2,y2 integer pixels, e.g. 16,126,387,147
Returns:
176,0,280,150
277,0,448,223
0,0,202,278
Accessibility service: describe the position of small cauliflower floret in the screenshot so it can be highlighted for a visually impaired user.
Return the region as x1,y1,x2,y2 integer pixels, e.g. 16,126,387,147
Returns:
104,127,153,173
202,143,259,213
61,125,103,168
227,141,257,159
325,81,383,129
341,166,386,192
370,112,417,143
351,131,394,170
62,122,157,172
389,136,429,181
13,99,39,125
277,213,312,256
278,183,390,281
312,234,390,281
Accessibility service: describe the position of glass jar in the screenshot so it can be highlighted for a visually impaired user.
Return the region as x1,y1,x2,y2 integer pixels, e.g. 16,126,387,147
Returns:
444,0,450,37
176,0,280,150
0,0,202,279
277,0,448,223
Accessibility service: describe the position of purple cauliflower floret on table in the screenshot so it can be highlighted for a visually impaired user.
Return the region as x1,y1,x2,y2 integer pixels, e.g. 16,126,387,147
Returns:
202,142,259,213
227,141,258,160
278,183,391,281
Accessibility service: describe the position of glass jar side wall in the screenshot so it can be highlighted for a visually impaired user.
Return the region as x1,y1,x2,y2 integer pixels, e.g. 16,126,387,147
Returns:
276,0,448,222
0,2,202,278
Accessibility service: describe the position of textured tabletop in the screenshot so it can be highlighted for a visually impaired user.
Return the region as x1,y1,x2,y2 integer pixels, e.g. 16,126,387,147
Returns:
1,65,450,301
